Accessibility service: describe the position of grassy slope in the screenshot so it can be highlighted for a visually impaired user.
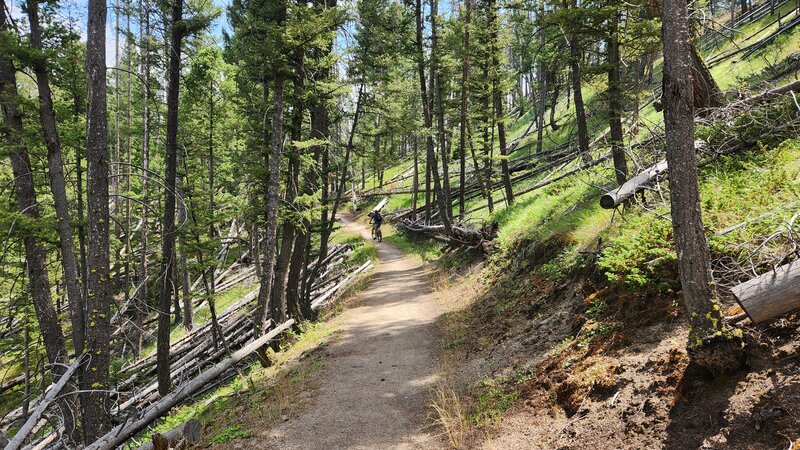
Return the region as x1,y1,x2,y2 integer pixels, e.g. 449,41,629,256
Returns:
378,7,800,449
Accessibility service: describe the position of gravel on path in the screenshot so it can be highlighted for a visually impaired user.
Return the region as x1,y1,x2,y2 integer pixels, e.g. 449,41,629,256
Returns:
265,216,444,449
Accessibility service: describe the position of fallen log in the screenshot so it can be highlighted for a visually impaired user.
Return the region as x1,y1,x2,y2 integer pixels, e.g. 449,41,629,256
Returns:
135,419,201,450
86,319,295,450
397,220,498,253
600,160,668,209
730,259,800,324
311,261,373,310
4,356,83,450
733,79,800,107
115,316,267,415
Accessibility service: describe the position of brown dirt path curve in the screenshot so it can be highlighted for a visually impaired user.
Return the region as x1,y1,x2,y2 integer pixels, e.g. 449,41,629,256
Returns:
265,216,444,449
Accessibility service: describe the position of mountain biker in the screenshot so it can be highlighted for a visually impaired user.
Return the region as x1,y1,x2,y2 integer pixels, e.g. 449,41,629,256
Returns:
368,210,383,238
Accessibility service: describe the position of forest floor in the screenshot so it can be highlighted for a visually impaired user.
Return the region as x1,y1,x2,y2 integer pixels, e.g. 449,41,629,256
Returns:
427,247,800,450
252,215,445,449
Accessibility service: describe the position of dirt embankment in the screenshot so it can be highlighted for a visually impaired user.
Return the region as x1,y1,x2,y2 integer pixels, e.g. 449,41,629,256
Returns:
433,236,800,449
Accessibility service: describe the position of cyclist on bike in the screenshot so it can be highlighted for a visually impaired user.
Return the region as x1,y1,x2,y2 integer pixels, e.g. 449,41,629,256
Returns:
368,210,383,240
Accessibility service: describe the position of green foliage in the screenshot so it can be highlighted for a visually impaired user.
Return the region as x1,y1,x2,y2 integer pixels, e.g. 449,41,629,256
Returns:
468,379,519,426
383,225,444,262
209,424,251,444
597,212,677,291
577,321,620,348
348,242,379,268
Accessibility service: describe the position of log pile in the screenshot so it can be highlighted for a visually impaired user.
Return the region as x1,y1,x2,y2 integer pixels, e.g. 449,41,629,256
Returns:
396,219,498,254
2,243,373,448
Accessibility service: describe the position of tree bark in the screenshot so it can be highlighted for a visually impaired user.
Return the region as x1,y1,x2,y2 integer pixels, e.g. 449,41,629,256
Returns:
535,54,546,153
488,0,513,205
135,0,151,359
607,10,628,185
26,0,85,361
415,0,452,234
431,0,452,221
412,135,420,221
256,69,286,341
689,42,725,109
458,0,471,220
157,0,185,396
568,31,591,162
84,0,112,436
177,151,192,330
0,3,78,440
662,0,743,374
272,67,303,323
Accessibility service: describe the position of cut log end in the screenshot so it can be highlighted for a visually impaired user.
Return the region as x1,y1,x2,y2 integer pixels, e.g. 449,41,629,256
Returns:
730,259,800,324
599,195,616,209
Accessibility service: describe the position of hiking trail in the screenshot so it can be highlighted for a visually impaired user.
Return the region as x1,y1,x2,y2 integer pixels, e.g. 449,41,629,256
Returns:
265,215,444,449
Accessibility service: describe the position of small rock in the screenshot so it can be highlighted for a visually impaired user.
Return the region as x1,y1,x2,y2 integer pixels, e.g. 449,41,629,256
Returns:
281,414,289,422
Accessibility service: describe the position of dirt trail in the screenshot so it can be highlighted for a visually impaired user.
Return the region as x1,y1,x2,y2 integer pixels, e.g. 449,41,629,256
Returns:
266,216,443,449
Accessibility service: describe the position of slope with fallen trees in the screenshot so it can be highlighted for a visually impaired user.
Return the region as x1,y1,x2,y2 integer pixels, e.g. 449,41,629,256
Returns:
1,242,373,448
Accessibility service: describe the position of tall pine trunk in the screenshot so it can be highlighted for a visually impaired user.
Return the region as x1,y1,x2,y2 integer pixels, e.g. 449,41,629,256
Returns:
488,0,513,205
568,33,591,162
84,0,112,436
26,0,85,361
431,0,452,222
1,4,78,440
134,0,150,359
415,0,452,234
157,0,184,396
458,0,471,219
256,70,286,342
662,0,742,374
177,150,192,330
607,10,627,185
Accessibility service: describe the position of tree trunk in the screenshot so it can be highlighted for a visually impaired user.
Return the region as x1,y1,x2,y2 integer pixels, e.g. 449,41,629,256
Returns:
661,0,743,374
536,6,547,155
431,0,452,221
689,42,725,109
488,0,513,205
256,69,286,342
416,0,452,234
176,152,192,330
412,135,420,221
481,67,494,213
135,0,151,359
26,0,85,363
0,4,78,440
157,0,184,396
607,11,628,185
83,0,112,436
549,72,560,131
568,31,591,162
277,65,304,323
458,0,471,220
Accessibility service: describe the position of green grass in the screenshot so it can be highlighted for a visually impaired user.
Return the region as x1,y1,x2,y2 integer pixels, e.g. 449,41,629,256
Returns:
382,223,444,262
598,139,800,291
707,1,800,89
468,379,520,426
208,424,251,444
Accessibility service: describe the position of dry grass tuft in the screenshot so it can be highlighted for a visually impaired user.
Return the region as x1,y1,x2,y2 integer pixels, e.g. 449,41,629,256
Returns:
429,381,469,449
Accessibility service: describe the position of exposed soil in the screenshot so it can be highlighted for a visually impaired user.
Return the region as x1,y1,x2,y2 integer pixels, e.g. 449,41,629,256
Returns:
251,216,445,449
436,236,800,450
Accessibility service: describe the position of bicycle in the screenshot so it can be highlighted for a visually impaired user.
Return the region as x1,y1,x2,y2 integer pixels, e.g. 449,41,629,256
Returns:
371,226,382,242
